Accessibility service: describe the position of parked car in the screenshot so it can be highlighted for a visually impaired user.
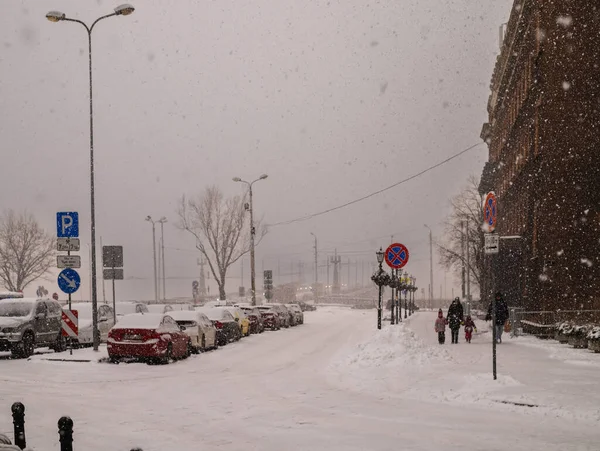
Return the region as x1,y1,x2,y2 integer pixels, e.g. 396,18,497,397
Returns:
107,313,191,364
0,292,24,300
169,303,194,311
286,304,304,325
196,307,241,345
257,306,282,330
146,304,174,314
64,303,115,346
115,302,149,316
0,298,65,358
169,310,217,352
223,306,250,336
239,306,264,334
270,304,291,328
295,301,316,312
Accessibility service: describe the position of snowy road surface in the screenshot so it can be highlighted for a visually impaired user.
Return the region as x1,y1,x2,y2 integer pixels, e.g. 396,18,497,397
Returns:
0,307,598,450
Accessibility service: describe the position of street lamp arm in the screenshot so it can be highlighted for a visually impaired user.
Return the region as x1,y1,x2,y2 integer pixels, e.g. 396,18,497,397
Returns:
62,17,91,33
90,13,119,33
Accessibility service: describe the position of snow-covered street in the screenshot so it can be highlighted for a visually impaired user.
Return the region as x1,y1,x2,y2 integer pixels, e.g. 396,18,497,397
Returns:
0,307,598,451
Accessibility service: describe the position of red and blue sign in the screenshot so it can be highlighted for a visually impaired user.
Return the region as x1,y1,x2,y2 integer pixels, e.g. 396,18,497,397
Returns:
484,192,497,232
384,243,409,269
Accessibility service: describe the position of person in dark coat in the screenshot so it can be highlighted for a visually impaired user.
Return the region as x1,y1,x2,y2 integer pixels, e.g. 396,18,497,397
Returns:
447,297,464,344
486,292,509,343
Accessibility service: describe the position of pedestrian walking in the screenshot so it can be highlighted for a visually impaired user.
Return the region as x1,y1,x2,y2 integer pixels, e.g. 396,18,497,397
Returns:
486,292,509,343
463,315,477,343
434,309,448,344
447,297,464,344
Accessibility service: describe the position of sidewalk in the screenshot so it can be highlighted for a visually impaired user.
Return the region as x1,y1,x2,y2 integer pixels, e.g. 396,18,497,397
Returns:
329,311,600,424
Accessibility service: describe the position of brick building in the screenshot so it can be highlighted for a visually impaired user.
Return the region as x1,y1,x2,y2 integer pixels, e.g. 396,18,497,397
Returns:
479,0,600,312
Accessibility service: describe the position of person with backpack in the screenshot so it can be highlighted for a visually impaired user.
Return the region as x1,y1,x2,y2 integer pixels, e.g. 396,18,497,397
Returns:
486,292,510,343
447,297,464,344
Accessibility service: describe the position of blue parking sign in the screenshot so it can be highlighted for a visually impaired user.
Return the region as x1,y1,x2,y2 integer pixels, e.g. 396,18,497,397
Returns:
56,212,79,238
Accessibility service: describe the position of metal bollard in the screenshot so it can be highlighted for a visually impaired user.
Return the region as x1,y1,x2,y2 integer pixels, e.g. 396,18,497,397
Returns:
58,416,73,451
11,402,26,450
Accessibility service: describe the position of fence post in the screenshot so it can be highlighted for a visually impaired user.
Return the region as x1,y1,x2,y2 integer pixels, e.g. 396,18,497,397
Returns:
58,416,73,451
11,402,26,450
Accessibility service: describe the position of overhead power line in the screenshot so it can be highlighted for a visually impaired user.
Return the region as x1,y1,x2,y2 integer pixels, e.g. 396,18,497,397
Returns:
268,142,483,227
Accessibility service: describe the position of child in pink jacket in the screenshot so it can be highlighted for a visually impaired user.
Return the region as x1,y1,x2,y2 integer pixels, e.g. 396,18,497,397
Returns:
434,309,448,344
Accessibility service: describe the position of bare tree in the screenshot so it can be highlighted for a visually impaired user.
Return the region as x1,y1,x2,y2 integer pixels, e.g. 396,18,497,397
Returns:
437,175,485,297
0,210,56,292
177,186,266,300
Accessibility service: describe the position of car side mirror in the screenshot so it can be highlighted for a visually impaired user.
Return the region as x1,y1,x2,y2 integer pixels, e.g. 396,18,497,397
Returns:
234,318,239,322
180,325,186,331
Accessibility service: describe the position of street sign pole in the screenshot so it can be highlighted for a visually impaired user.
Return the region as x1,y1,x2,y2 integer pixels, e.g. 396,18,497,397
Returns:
112,264,116,324
483,192,498,381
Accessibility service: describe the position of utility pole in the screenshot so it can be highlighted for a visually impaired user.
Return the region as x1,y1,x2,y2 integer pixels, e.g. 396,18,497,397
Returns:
461,221,466,299
347,258,350,291
310,233,318,300
159,218,167,300
331,249,341,294
145,216,158,302
326,255,330,294
241,258,244,290
425,224,434,310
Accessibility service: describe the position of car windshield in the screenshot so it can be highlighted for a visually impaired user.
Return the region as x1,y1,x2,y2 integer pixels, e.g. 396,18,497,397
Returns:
0,301,33,317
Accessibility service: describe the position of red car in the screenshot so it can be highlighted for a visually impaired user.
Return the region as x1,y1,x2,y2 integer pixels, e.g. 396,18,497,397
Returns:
107,313,191,364
257,307,281,330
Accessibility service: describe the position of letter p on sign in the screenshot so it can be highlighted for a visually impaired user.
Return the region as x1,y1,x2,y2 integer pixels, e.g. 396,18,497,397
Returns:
56,212,79,238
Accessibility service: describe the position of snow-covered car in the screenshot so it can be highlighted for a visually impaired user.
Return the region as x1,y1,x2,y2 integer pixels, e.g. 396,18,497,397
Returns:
257,306,282,330
0,298,65,358
107,313,191,364
169,303,194,311
114,302,149,316
0,291,24,300
64,303,115,345
169,310,218,352
239,306,264,334
223,306,250,336
270,304,292,327
196,307,241,345
146,304,174,314
286,304,304,325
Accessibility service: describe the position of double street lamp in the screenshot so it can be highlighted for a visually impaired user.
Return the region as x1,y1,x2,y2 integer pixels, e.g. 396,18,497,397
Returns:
46,4,135,352
233,174,268,306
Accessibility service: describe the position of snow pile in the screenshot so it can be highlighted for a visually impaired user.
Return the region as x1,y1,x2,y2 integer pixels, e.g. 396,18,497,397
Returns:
340,324,452,369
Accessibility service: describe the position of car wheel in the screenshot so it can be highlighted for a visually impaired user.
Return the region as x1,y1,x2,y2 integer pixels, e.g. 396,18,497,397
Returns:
162,343,173,365
13,332,35,359
201,335,206,352
52,333,67,353
183,341,191,359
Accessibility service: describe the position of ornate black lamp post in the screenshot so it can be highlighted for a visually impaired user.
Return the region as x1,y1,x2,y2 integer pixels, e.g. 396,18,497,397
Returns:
372,248,390,330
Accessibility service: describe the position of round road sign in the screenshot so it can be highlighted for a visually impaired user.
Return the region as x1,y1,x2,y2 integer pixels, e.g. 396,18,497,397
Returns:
484,192,497,232
384,243,410,269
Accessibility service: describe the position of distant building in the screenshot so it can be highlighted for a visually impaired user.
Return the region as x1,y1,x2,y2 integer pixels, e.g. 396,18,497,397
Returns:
479,0,600,312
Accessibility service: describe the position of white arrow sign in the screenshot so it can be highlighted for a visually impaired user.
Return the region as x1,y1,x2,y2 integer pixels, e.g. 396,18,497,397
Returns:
60,273,78,289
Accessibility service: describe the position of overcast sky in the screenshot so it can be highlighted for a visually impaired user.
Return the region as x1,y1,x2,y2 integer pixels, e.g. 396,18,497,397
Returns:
0,0,512,302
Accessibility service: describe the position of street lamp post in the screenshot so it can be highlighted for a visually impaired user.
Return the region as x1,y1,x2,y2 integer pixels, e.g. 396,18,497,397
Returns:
371,248,390,330
46,4,135,351
145,217,158,302
158,217,167,300
310,232,318,302
424,224,434,310
233,174,268,306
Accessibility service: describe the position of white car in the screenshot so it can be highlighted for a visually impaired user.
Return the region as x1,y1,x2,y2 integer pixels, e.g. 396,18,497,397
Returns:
168,310,218,352
62,303,115,345
147,304,174,314
114,302,149,316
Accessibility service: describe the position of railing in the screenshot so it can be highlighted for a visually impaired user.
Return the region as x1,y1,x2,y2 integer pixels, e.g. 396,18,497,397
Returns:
1,403,142,451
511,309,600,338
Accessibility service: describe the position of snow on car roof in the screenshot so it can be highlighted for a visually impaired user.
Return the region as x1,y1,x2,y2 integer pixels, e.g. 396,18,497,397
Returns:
112,313,167,329
196,307,230,321
168,310,199,321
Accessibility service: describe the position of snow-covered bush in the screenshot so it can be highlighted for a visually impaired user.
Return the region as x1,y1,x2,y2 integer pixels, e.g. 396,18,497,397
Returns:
567,324,590,349
586,326,600,353
555,321,573,343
